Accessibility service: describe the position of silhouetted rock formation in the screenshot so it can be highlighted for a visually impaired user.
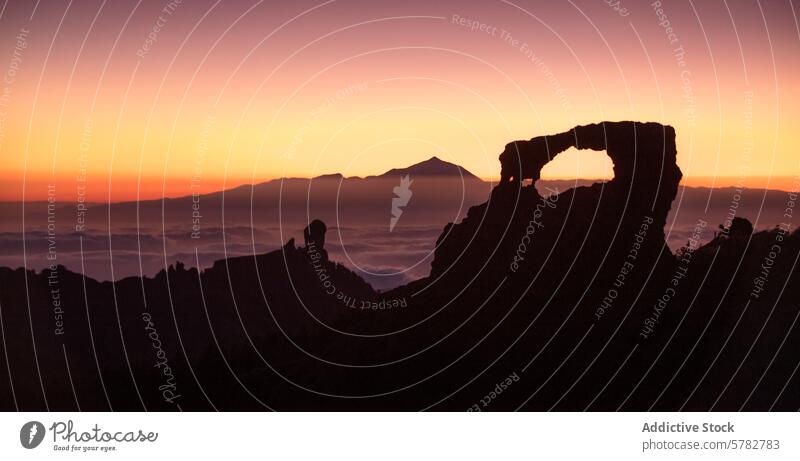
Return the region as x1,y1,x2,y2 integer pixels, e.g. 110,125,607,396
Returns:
499,121,679,186
721,216,754,239
303,219,327,248
0,121,798,411
430,121,680,284
303,219,328,260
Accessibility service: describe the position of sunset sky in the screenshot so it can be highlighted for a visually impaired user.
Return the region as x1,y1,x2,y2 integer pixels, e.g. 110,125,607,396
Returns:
0,0,798,201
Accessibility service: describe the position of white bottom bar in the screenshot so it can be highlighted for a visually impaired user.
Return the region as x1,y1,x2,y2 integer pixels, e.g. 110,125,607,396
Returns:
2,412,797,460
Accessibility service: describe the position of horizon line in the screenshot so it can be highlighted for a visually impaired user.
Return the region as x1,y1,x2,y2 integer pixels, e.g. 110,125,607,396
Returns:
2,175,797,204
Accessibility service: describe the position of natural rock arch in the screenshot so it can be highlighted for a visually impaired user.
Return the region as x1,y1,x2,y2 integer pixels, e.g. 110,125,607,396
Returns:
498,121,680,189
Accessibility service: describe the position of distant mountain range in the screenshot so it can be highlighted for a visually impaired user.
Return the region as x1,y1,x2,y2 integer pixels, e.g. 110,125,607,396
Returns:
0,156,491,289
0,156,794,289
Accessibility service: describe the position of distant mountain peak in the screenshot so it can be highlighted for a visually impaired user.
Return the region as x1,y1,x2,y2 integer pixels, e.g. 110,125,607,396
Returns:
313,173,344,180
378,156,479,179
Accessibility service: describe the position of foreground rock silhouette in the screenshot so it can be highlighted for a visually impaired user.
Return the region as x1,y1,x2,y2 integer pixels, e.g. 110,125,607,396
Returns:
0,121,798,411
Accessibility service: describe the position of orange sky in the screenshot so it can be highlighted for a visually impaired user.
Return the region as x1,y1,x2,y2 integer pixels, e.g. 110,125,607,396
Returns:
0,0,798,201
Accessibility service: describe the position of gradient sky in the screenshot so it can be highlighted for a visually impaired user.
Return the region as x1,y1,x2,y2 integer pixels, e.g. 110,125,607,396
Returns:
0,0,798,201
